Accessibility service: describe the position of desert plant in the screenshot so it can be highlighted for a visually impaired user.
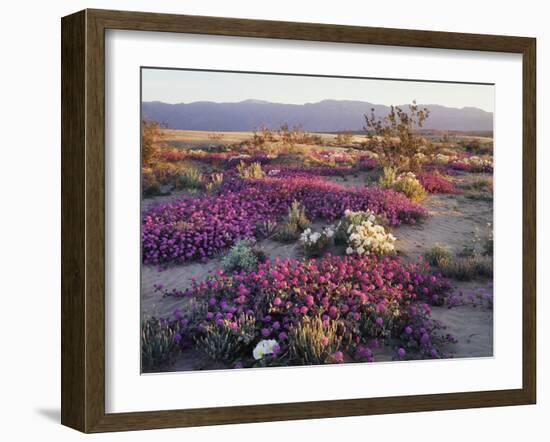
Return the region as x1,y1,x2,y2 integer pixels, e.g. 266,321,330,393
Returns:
142,169,163,197
195,324,242,362
141,317,181,371
392,173,427,202
335,131,354,145
222,239,265,272
344,210,396,256
300,226,334,258
236,161,265,179
141,120,163,167
205,172,224,191
335,209,384,245
195,315,258,363
464,190,493,201
462,177,493,201
254,220,278,239
378,166,398,189
288,317,343,365
462,177,492,192
432,153,454,166
175,166,204,190
462,138,493,155
275,223,302,242
288,200,311,231
275,200,311,242
424,244,452,267
438,255,493,281
363,101,433,172
251,126,276,147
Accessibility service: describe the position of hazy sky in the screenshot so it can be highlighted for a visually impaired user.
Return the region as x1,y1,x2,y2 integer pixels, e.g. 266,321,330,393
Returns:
142,68,494,112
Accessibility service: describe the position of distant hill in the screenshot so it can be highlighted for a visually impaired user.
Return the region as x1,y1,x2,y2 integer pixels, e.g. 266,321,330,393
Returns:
141,99,493,132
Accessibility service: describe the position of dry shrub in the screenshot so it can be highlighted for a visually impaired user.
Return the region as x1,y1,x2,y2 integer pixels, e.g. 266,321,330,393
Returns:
364,101,438,173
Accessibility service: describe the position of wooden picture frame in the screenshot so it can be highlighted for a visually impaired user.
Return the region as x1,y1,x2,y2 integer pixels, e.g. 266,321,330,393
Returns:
61,8,536,433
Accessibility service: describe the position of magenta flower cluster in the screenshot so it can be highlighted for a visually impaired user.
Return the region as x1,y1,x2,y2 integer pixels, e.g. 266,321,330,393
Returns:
164,254,454,363
447,161,493,174
357,156,379,171
142,176,427,264
221,176,427,225
417,172,460,194
265,165,356,177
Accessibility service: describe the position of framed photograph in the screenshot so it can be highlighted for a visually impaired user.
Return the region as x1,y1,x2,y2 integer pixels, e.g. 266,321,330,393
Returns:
61,9,536,433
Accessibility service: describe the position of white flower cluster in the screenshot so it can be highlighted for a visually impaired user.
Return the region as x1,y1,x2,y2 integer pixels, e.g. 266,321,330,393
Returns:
396,171,419,183
433,153,455,165
268,169,281,176
253,339,279,360
343,210,396,256
461,156,492,168
300,226,334,246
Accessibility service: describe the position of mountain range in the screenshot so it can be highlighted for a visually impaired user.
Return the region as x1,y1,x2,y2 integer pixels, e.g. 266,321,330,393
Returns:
141,99,493,132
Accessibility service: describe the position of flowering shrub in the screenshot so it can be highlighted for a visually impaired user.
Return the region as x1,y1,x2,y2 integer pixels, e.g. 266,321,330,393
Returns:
417,172,460,194
335,209,387,244
142,176,426,264
343,210,396,256
432,153,454,166
449,156,493,173
300,226,334,257
159,253,453,367
392,172,427,202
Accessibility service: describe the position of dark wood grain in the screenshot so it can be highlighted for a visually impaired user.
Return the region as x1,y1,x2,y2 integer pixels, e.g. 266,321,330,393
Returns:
61,10,86,431
61,8,537,433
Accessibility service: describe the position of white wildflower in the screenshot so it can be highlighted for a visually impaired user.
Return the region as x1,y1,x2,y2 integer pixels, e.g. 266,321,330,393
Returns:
253,339,279,360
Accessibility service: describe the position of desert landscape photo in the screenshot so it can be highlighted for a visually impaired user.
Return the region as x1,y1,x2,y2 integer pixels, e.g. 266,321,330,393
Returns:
140,68,494,373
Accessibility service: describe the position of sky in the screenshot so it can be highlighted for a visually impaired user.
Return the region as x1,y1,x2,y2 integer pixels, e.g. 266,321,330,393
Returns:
141,68,494,112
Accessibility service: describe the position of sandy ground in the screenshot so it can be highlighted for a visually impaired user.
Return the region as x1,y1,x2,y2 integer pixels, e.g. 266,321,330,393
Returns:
141,172,493,369
160,129,360,143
